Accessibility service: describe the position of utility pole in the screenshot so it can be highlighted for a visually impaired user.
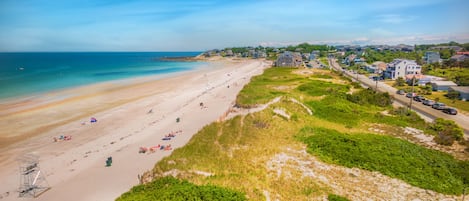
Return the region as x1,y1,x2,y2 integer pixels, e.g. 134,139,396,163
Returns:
409,76,415,111
356,65,359,82
375,77,378,91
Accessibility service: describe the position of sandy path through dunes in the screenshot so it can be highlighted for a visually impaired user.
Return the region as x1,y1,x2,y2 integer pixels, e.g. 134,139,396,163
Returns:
0,59,269,201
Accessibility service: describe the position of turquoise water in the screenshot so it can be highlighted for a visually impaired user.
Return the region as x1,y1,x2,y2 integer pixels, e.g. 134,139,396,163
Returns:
0,52,203,100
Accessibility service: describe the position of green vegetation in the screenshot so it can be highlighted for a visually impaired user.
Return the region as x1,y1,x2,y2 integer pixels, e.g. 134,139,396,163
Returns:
120,67,468,200
319,57,330,67
346,88,392,107
328,194,350,201
364,49,422,63
424,68,469,86
297,80,349,96
310,73,333,79
430,118,464,146
235,68,301,107
116,176,246,201
394,77,406,87
297,127,468,195
285,43,334,54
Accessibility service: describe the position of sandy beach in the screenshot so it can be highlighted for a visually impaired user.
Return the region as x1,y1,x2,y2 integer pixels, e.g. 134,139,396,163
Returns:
0,58,270,201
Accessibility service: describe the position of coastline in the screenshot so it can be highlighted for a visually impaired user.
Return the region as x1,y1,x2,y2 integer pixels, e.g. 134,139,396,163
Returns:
0,57,270,201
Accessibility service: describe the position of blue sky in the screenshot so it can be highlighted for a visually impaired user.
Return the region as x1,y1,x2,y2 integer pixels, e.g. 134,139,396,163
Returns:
1,0,468,51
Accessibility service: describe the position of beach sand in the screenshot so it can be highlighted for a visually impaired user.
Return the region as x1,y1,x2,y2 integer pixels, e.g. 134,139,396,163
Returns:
0,58,270,201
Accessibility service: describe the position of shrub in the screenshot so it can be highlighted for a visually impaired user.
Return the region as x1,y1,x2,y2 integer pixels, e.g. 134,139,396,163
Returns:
328,194,350,201
430,118,464,145
346,88,392,107
116,177,247,201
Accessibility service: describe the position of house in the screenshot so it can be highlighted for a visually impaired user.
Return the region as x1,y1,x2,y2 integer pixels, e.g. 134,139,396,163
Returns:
354,57,366,64
225,49,234,57
384,59,422,80
431,81,457,91
343,54,356,65
252,50,266,59
450,54,469,62
309,53,316,60
336,51,345,56
449,86,469,101
372,61,387,73
365,61,387,74
275,51,302,67
310,50,320,60
302,53,311,60
424,51,441,64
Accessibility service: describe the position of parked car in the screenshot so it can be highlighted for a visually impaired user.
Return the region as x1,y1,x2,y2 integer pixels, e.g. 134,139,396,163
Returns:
396,89,405,95
413,96,426,102
422,99,435,106
406,92,417,98
442,107,458,115
432,102,446,110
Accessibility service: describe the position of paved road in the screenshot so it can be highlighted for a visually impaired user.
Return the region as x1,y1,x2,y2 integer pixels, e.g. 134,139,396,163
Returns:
328,58,469,135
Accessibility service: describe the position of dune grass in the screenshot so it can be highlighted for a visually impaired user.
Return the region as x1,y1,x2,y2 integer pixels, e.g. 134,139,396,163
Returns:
120,67,468,200
116,176,246,201
296,127,469,195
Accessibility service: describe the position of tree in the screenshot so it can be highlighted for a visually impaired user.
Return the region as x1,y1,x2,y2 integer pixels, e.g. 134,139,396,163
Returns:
447,90,460,100
407,77,419,86
422,83,433,95
394,77,406,86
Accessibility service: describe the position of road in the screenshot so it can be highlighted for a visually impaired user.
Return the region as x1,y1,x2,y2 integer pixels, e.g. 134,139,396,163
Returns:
328,58,469,135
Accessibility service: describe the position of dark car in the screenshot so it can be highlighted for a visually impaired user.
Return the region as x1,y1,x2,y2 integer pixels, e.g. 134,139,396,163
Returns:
432,102,446,110
422,99,435,106
413,96,426,102
406,92,416,98
442,107,458,115
396,89,405,95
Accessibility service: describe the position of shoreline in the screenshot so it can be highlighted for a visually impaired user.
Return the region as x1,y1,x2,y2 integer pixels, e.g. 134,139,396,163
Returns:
0,58,270,201
0,61,211,140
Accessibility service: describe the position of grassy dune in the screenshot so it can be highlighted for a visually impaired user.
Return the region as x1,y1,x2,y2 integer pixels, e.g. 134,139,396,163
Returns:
119,67,468,200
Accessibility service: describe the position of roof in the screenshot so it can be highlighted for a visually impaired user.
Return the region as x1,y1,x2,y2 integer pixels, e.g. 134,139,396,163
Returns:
431,81,457,86
456,52,469,55
451,55,469,60
372,61,387,70
405,74,425,80
449,86,469,93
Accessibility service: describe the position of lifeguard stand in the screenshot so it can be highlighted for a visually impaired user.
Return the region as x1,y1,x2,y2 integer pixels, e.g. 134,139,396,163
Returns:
18,154,50,198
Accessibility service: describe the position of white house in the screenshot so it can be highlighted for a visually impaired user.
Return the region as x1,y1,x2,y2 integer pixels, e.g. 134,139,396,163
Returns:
384,59,422,80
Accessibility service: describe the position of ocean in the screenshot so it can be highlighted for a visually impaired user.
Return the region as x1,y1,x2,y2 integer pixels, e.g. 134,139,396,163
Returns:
0,52,204,101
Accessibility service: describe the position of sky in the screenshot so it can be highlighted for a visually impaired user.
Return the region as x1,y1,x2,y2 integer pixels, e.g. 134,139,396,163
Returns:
1,0,469,51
